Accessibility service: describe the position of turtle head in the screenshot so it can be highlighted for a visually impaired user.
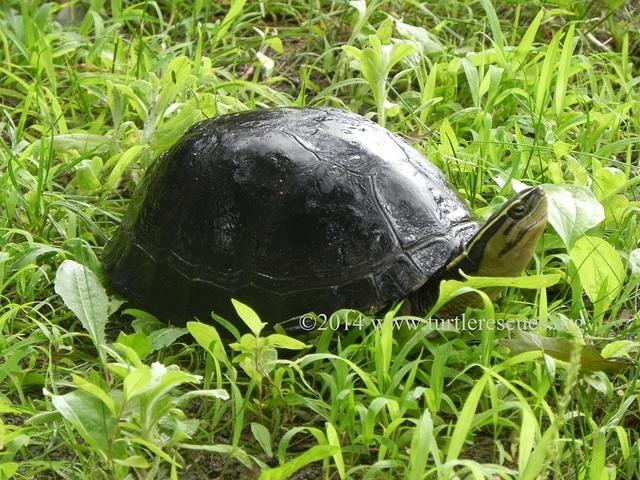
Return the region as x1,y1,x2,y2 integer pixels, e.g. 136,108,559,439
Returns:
453,186,547,278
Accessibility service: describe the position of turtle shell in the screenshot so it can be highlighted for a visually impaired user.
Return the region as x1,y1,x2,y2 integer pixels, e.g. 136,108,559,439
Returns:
102,107,479,326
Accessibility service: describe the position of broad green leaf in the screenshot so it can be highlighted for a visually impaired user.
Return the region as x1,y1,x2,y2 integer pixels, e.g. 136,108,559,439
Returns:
384,100,400,117
388,42,415,70
603,194,630,225
566,157,589,185
593,165,627,200
153,56,195,132
360,47,385,96
34,133,111,154
54,260,108,360
265,334,308,350
265,36,283,54
0,463,18,478
439,118,458,158
128,309,164,333
375,17,394,44
113,342,144,368
236,344,278,382
395,20,443,54
147,363,201,400
124,365,152,400
601,340,638,359
150,362,198,388
552,141,575,160
106,363,130,379
50,390,117,456
251,422,273,457
104,145,145,190
341,45,362,61
71,374,117,415
166,56,192,87
108,297,125,316
116,331,151,360
73,157,102,193
148,327,188,352
504,330,632,373
187,321,229,363
548,161,564,184
177,389,230,404
152,102,203,153
570,236,624,311
544,184,605,248
231,299,266,336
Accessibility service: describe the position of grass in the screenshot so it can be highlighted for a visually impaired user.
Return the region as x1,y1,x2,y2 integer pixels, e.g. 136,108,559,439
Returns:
1,0,640,479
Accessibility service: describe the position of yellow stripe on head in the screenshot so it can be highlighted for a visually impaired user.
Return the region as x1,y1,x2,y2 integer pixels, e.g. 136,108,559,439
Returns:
449,187,547,278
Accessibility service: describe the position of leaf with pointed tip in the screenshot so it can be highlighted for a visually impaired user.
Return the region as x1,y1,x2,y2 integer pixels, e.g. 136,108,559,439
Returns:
544,185,604,249
503,331,633,373
50,390,118,456
570,236,624,312
231,299,266,336
54,260,108,360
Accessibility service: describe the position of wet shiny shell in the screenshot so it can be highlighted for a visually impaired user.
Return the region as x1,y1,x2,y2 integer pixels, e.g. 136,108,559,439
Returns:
102,107,480,325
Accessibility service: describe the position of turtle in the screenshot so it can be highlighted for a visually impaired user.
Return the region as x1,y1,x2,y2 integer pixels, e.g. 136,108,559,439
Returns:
102,107,547,330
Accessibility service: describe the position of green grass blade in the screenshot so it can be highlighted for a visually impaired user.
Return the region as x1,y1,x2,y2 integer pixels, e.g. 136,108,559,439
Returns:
554,24,576,117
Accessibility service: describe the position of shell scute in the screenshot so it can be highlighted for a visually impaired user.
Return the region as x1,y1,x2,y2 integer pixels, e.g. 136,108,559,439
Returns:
103,108,479,324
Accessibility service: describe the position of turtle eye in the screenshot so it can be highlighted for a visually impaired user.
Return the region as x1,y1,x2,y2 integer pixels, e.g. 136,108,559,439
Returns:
509,204,527,219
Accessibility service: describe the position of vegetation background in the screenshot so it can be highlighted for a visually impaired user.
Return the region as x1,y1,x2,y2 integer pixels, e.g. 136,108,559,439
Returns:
0,0,639,478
